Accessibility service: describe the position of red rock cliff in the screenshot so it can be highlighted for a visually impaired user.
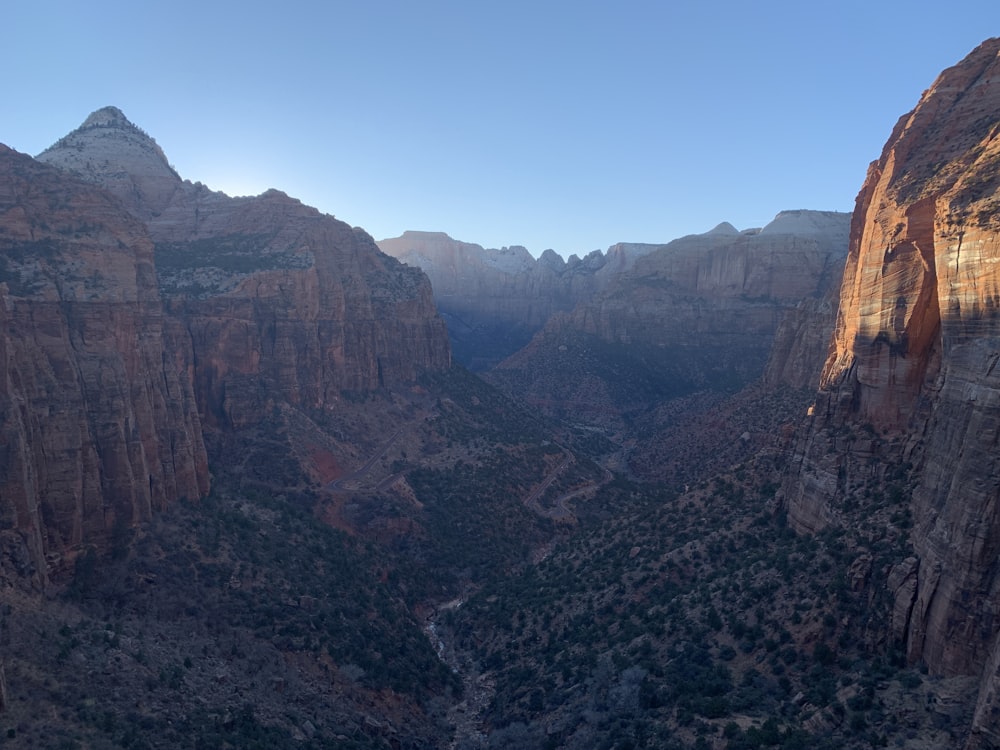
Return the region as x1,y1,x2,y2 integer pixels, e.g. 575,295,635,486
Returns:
0,108,451,585
38,108,451,429
783,39,1000,745
0,146,208,586
150,189,451,428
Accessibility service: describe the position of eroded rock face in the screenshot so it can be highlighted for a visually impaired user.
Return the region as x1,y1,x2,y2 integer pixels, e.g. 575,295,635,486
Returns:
782,38,1000,745
0,146,208,586
0,108,452,584
573,210,848,346
150,194,451,428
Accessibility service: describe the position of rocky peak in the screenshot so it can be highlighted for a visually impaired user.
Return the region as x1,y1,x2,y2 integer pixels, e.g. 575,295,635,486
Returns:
538,247,566,270
0,107,452,586
706,221,740,235
36,106,181,217
80,105,133,129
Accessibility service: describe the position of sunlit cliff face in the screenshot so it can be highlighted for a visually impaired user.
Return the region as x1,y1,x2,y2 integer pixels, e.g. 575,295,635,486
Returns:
821,40,1000,431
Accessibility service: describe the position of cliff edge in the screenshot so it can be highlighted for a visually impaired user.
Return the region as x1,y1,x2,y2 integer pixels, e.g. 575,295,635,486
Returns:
783,38,1000,746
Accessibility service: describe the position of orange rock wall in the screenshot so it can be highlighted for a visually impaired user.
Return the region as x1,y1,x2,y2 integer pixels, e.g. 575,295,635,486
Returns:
784,39,1000,744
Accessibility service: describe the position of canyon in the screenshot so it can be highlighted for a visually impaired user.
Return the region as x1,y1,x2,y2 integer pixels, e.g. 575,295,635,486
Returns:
378,230,660,370
2,107,452,588
1,37,1000,750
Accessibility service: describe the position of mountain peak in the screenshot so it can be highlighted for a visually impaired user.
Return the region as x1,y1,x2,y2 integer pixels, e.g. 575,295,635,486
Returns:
80,105,133,129
37,106,181,217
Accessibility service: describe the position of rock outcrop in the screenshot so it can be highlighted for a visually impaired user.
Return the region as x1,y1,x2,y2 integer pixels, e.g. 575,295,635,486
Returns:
570,210,848,350
37,106,183,220
782,38,1000,746
378,230,659,370
0,145,208,586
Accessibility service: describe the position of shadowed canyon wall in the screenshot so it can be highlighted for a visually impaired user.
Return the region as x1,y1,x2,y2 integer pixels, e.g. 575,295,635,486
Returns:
486,211,849,431
0,146,208,586
378,230,660,370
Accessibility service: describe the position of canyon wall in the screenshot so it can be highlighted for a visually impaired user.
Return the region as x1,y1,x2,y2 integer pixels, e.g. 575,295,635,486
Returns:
38,109,451,429
0,108,451,585
782,38,1000,745
487,211,849,429
568,211,848,351
0,146,208,586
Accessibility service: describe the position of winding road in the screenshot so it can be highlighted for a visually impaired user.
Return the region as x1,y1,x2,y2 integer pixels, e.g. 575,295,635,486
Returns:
327,429,403,492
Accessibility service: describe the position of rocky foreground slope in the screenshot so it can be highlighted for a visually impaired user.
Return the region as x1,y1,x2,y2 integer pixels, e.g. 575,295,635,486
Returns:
782,37,1000,746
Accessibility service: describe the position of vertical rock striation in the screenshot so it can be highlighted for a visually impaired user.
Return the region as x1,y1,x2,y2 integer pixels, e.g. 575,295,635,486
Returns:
782,38,1000,745
0,145,208,586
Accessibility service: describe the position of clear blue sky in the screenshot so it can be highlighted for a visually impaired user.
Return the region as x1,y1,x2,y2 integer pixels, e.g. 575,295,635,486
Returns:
4,1,999,257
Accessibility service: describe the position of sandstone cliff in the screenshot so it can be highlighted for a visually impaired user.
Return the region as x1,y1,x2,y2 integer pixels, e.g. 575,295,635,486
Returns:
782,38,1000,746
570,210,848,351
378,230,659,370
0,108,451,585
38,108,451,428
0,145,208,587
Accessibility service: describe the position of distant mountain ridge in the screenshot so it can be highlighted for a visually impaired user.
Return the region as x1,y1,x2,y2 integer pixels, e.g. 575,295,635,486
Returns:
378,230,663,369
485,209,850,453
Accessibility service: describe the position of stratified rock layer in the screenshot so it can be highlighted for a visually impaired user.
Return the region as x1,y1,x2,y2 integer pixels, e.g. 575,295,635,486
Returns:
782,38,1000,746
488,211,849,431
